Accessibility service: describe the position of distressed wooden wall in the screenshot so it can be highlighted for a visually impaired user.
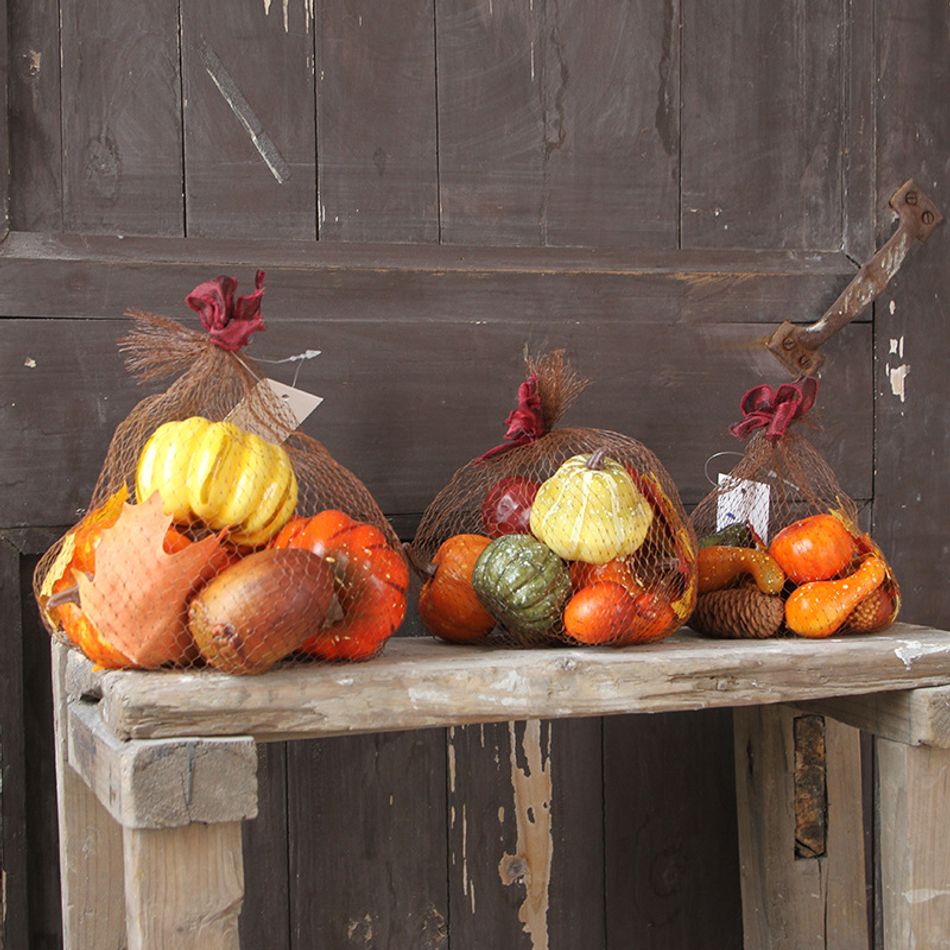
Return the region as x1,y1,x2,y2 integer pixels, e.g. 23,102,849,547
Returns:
0,1,946,948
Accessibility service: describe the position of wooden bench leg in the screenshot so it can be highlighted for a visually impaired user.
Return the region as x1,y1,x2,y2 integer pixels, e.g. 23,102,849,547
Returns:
733,705,868,949
878,737,950,948
123,822,244,950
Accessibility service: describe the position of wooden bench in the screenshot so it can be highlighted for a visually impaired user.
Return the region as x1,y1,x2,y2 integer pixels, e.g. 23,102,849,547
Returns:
52,623,950,949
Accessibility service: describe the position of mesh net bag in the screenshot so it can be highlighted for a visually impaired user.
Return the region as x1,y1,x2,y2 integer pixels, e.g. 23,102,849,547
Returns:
689,378,900,640
34,273,408,674
409,351,697,648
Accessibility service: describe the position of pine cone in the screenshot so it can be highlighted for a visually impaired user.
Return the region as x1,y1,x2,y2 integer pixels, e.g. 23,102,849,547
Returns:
845,586,895,633
691,587,784,639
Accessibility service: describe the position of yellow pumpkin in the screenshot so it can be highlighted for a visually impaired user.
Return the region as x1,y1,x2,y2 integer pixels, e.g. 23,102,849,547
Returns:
529,450,653,564
136,417,297,546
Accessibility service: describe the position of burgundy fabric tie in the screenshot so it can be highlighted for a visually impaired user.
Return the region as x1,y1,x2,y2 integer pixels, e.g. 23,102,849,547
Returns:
477,373,546,461
730,377,818,442
186,270,266,351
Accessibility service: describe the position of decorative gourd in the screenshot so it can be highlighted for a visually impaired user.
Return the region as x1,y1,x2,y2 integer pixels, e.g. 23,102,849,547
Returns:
768,514,856,584
271,510,409,660
472,535,571,642
563,583,676,646
530,450,653,564
699,523,756,549
189,548,335,674
569,557,639,592
697,546,785,595
136,416,298,547
785,556,887,638
481,476,540,538
417,534,496,643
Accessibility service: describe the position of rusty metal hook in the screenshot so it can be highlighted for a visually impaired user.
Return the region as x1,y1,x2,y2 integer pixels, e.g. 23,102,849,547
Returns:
766,179,943,377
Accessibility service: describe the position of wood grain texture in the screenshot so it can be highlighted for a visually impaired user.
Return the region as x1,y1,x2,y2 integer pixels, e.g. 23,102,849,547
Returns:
181,0,317,239
72,624,950,742
0,317,873,528
317,0,439,242
59,0,183,235
7,0,61,231
733,706,867,949
51,641,126,950
878,737,950,949
437,0,679,248
681,0,847,249
123,821,244,950
604,709,742,949
0,0,8,238
287,731,448,949
447,719,604,949
873,0,950,630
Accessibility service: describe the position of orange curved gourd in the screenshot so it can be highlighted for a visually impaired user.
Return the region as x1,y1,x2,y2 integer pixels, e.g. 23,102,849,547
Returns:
418,534,496,643
785,556,887,638
697,546,785,595
769,514,856,584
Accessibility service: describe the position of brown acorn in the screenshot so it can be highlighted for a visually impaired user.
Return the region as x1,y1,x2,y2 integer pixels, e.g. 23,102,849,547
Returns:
189,548,335,674
691,586,784,639
844,585,896,633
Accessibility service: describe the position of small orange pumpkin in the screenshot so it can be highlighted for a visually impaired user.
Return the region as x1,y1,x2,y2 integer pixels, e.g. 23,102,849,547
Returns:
769,514,856,584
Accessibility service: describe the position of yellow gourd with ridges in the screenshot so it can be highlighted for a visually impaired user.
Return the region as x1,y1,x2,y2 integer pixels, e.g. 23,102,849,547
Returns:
136,417,297,546
530,450,653,564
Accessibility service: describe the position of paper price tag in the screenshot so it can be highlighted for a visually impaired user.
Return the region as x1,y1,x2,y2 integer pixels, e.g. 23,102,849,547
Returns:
716,474,771,543
227,378,323,444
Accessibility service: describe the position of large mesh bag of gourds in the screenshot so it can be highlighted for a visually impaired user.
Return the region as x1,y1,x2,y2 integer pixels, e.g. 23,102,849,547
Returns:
689,378,899,640
34,273,408,674
409,351,697,647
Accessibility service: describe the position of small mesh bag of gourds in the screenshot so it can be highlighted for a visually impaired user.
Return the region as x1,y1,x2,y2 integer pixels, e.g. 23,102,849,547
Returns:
689,378,899,640
409,351,697,647
34,273,408,674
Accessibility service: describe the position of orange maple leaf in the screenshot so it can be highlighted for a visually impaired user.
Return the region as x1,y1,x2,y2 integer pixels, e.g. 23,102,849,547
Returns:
76,493,229,667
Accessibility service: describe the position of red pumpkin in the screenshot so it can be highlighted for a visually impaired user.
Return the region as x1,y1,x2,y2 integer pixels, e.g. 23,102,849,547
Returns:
418,534,496,643
768,514,856,584
481,477,539,538
271,510,408,660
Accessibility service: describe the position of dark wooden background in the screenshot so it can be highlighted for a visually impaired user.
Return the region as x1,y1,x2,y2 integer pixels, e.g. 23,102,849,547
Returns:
0,1,946,948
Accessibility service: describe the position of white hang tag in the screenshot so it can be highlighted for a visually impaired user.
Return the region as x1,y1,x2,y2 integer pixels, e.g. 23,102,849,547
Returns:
716,474,771,543
226,378,323,444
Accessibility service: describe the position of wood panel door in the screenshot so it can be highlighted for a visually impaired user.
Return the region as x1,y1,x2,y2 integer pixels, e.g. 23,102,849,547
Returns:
1,2,946,947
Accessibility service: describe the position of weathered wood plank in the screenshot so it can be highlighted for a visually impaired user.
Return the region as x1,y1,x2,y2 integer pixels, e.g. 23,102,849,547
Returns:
59,0,183,235
605,709,742,949
286,731,448,948
316,0,438,242
681,0,847,249
733,707,867,949
181,0,317,239
123,822,244,950
873,0,950,630
0,0,9,239
437,0,679,248
878,737,950,949
0,317,873,528
74,624,950,742
447,719,604,949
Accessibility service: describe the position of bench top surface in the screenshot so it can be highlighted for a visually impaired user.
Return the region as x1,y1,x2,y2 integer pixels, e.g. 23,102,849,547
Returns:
71,623,950,742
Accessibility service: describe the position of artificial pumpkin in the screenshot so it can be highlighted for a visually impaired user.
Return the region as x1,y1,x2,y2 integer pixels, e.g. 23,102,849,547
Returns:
136,416,297,547
481,476,539,538
564,582,677,646
271,509,409,660
569,557,639,592
530,450,653,564
768,513,856,584
472,534,571,643
697,546,785,595
417,534,496,643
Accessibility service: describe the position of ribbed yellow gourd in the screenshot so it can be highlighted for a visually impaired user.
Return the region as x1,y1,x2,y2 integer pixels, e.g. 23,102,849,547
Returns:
529,451,653,564
136,417,297,547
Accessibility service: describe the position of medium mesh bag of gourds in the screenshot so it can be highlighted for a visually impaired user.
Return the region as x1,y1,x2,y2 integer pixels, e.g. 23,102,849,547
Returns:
409,350,697,647
688,378,899,640
33,272,408,674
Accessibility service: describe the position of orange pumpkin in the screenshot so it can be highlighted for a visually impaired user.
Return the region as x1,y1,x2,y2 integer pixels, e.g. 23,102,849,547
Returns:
768,514,856,584
564,582,678,646
271,510,408,660
417,534,496,643
569,558,640,592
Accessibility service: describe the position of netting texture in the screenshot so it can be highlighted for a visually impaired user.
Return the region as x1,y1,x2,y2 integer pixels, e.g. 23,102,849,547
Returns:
34,311,408,674
410,352,698,647
690,420,900,641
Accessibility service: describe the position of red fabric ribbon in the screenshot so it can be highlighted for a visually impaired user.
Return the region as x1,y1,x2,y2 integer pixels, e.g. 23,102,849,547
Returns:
730,377,818,442
186,270,266,351
477,373,546,461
